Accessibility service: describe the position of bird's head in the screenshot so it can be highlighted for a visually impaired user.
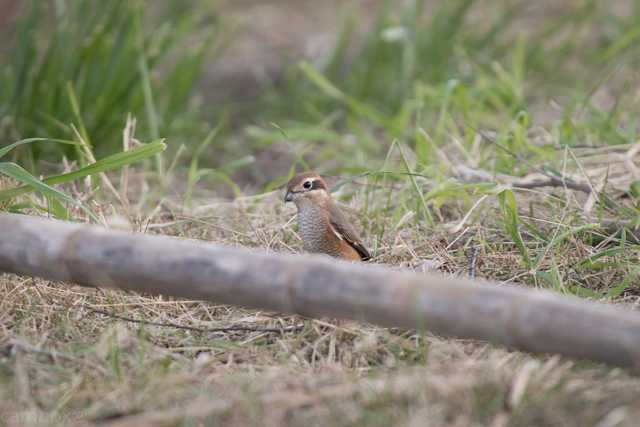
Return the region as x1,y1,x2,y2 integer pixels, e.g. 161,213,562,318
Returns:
284,172,330,206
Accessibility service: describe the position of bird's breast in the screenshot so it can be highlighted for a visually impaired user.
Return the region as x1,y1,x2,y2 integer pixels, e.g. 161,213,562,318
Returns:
297,206,327,251
295,204,362,260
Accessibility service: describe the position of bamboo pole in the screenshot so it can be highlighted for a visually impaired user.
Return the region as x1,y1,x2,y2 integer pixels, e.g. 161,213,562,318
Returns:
1,212,639,369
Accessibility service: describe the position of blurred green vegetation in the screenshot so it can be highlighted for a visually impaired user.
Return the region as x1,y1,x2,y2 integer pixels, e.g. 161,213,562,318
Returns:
1,0,216,166
253,0,640,172
3,0,640,179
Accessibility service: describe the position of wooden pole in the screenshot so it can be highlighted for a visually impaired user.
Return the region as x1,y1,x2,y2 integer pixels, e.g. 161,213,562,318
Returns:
1,212,639,369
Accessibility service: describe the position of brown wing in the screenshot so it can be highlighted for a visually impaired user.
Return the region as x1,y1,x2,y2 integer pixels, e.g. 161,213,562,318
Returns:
329,203,371,261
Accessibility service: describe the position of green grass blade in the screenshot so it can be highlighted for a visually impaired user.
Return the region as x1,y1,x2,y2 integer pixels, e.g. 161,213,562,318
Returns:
498,189,531,268
0,162,98,221
0,141,166,200
532,224,601,269
0,138,79,159
186,125,222,206
577,246,635,267
395,141,434,226
0,162,77,204
66,82,92,148
298,61,388,125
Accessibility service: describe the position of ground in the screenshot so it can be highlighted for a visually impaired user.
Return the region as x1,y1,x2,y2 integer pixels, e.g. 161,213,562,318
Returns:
2,0,640,425
2,181,640,426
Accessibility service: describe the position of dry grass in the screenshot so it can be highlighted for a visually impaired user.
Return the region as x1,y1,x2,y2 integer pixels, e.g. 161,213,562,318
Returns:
3,274,640,427
2,178,640,427
4,0,640,425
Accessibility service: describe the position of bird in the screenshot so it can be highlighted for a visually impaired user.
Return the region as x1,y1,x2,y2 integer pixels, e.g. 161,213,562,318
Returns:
284,172,371,261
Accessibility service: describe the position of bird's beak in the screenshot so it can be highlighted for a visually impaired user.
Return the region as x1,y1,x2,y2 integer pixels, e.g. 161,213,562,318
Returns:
284,191,293,203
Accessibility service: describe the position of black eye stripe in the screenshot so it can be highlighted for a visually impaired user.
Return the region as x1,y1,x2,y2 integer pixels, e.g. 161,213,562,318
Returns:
310,180,326,190
290,179,327,194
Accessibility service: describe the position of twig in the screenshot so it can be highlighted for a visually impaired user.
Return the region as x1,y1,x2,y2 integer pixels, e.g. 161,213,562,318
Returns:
510,176,592,194
119,115,136,212
86,307,305,334
452,164,593,194
465,125,595,194
468,247,479,280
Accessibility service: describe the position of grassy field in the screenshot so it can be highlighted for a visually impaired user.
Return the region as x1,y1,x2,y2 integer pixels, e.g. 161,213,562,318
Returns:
2,0,640,425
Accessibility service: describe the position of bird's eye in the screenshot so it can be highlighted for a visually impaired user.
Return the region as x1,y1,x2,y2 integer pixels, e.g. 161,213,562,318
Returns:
303,180,313,190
